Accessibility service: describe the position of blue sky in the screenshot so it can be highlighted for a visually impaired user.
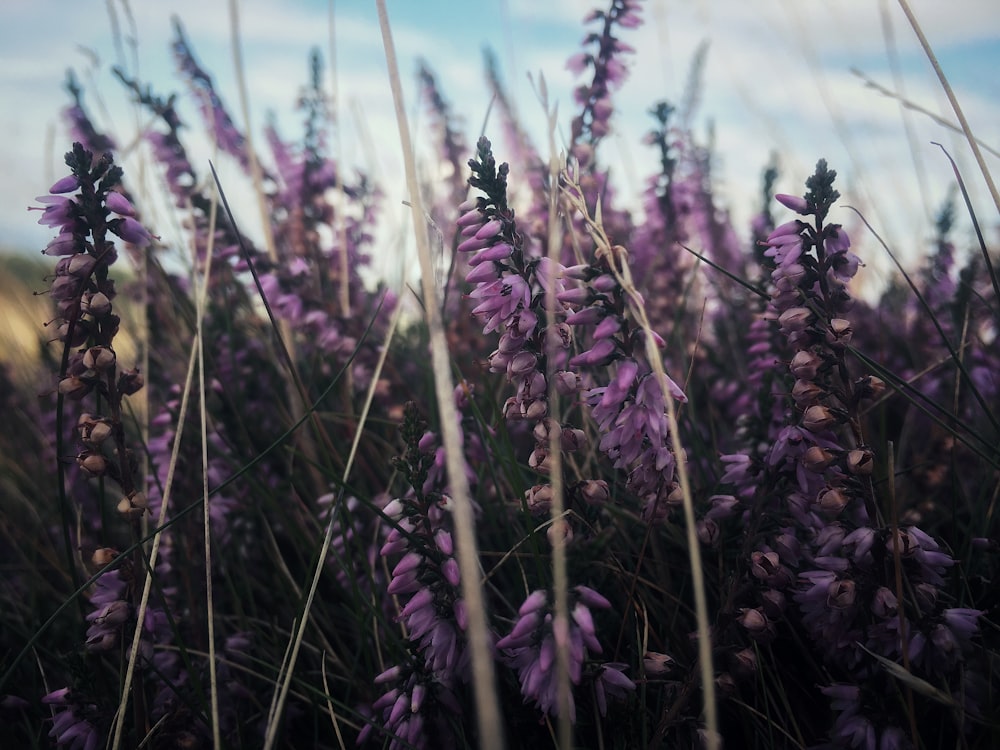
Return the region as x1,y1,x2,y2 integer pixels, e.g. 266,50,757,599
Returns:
1,0,998,287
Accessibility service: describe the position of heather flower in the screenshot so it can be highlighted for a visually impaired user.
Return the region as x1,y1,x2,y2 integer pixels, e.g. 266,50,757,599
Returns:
496,586,633,722
42,688,100,750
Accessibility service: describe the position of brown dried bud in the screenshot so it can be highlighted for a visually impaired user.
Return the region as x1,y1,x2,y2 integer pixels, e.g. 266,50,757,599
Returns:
643,651,675,676
789,350,823,380
84,291,112,317
525,484,553,514
553,370,580,396
778,307,813,332
118,368,144,396
801,445,836,472
750,551,781,581
666,483,684,507
560,427,587,452
577,479,609,506
522,399,547,421
792,379,825,407
82,346,116,372
826,318,853,347
737,607,773,641
92,547,119,566
826,579,856,609
528,447,551,473
817,486,849,516
846,449,874,475
58,376,92,400
855,375,887,401
546,517,573,546
802,404,837,432
78,452,108,477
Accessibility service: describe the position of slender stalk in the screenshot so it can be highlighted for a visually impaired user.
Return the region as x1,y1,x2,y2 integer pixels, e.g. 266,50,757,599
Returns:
543,90,572,748
262,266,406,750
896,0,1000,217
375,3,505,749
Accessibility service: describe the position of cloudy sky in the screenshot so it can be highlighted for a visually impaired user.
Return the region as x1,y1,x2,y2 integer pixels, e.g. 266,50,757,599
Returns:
1,0,998,286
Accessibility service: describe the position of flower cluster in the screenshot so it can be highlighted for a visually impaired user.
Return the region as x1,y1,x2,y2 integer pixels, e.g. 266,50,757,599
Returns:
496,586,634,721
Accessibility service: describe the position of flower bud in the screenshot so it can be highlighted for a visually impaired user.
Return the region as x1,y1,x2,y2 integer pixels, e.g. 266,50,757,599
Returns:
78,452,108,477
528,447,551,473
560,427,587,452
825,318,853,347
715,672,737,699
553,370,580,395
789,350,823,380
854,375,887,401
871,587,898,619
775,193,810,214
750,551,781,581
846,449,874,475
801,445,835,472
84,291,112,317
737,608,773,641
66,253,97,278
777,307,813,332
826,579,856,609
697,518,720,547
118,368,144,395
792,379,825,407
802,404,837,432
816,486,849,516
525,484,553,514
92,548,119,566
546,517,573,546
577,479,609,505
83,346,116,372
643,651,675,676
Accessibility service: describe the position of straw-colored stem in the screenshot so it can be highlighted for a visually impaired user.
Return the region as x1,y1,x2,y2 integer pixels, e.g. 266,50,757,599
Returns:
543,96,572,748
198,194,222,748
262,282,406,750
375,3,504,749
896,0,1000,217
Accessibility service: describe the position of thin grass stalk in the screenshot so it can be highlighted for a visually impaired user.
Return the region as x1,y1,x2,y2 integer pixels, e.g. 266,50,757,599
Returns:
375,3,504,749
847,206,1000,438
321,654,348,750
566,195,718,749
542,83,572,747
623,262,718,750
227,0,325,493
886,442,919,748
262,266,406,750
878,0,933,224
896,0,1000,217
110,283,207,750
849,69,1000,160
197,189,222,748
327,0,351,323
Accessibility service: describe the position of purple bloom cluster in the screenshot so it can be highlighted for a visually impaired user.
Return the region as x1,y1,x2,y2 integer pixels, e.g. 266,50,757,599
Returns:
496,586,634,721
42,688,100,750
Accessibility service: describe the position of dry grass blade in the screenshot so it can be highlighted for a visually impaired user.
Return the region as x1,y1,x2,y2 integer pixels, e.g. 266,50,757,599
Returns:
896,0,1000,217
261,270,406,750
375,3,504,749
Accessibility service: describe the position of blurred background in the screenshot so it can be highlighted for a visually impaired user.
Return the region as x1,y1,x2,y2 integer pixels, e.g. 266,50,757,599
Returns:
1,0,997,279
